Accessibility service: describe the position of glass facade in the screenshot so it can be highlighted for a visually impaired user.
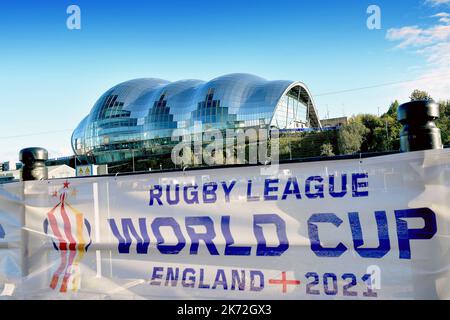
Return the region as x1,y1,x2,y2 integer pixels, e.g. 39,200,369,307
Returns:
71,73,321,164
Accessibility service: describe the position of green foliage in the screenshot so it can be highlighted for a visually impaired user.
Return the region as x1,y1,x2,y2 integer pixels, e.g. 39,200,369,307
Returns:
279,130,338,160
353,114,384,152
410,89,432,101
320,143,335,157
266,91,449,159
337,100,403,155
386,100,399,117
337,120,369,155
334,93,450,156
273,92,449,159
379,100,402,151
436,100,450,145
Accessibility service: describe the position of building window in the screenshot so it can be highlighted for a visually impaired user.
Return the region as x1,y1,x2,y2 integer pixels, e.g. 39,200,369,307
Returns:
146,92,177,131
96,94,129,120
191,88,236,128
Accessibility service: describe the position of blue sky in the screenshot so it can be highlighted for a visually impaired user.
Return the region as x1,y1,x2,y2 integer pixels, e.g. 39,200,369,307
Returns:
1,0,449,161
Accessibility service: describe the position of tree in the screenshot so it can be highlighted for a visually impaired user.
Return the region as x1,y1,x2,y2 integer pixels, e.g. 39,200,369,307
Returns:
386,100,399,118
410,89,433,101
436,100,450,146
337,120,369,155
354,114,384,152
379,101,402,151
320,143,335,157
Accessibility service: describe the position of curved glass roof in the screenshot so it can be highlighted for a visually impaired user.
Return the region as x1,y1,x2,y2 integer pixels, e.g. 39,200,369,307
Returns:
72,73,320,163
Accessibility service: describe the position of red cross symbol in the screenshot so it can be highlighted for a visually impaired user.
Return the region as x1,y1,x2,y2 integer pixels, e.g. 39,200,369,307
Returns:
269,272,301,293
63,180,70,189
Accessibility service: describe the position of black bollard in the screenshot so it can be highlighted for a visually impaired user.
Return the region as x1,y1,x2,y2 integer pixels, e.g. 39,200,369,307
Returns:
19,147,48,181
397,100,443,152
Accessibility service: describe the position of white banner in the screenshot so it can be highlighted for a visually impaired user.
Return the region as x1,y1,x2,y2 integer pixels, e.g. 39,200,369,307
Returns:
1,149,450,299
